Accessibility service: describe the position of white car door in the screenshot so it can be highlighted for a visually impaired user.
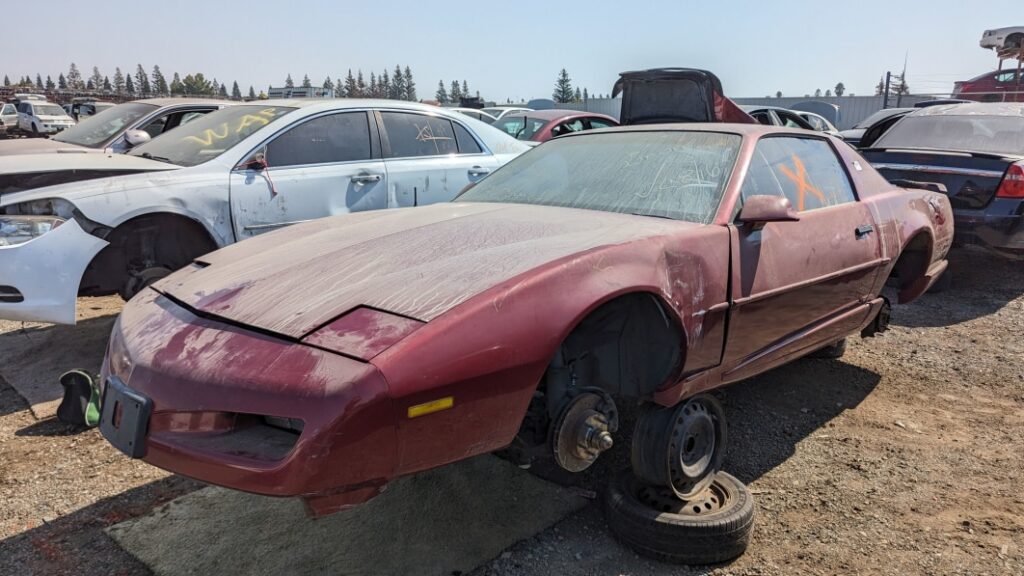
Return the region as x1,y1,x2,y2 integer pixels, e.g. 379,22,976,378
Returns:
229,110,388,240
376,110,498,207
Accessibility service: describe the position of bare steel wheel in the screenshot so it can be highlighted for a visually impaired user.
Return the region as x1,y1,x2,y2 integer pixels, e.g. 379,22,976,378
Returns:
631,394,727,499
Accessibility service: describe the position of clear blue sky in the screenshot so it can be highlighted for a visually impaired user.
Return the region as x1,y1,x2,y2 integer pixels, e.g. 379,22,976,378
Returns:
2,0,1016,101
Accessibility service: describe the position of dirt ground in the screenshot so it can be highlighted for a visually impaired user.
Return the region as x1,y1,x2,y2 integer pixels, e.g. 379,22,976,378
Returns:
1,246,1022,576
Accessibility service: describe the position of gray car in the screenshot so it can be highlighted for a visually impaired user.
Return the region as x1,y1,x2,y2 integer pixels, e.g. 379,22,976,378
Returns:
0,103,17,135
0,98,233,156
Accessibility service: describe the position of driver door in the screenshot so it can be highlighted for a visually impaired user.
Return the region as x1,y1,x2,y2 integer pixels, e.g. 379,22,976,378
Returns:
229,110,387,240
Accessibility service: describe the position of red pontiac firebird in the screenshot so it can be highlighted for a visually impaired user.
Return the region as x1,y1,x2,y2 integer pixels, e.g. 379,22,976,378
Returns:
99,123,952,519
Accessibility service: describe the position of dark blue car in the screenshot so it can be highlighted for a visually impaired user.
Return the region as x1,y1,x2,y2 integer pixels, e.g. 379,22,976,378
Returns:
861,102,1024,256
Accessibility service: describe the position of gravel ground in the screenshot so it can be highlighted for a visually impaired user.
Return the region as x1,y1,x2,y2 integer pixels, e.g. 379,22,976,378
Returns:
1,246,1022,576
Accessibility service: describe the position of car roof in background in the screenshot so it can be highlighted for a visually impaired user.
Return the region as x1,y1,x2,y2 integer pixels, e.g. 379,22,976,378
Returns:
500,109,616,121
556,122,823,139
909,102,1024,117
136,97,235,107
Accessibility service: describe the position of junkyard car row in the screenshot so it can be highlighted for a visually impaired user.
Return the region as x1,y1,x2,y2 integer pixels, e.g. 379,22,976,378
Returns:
10,65,1024,565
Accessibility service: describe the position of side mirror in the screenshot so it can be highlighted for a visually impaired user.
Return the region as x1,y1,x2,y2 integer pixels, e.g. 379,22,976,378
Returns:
238,152,267,171
737,195,800,227
123,129,151,148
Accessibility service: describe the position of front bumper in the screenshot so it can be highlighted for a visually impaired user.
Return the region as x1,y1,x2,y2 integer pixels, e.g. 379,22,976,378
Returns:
0,218,107,324
954,198,1024,253
102,289,398,514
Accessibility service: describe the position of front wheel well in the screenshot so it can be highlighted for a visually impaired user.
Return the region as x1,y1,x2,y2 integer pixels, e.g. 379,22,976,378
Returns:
79,212,218,297
547,292,685,402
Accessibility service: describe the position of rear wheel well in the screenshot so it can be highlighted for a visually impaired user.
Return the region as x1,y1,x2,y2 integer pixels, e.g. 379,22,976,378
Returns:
888,232,932,296
79,212,218,297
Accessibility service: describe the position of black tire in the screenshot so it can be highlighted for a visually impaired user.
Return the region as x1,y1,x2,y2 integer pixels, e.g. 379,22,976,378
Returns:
927,269,952,294
809,338,846,359
604,469,755,565
31,124,40,138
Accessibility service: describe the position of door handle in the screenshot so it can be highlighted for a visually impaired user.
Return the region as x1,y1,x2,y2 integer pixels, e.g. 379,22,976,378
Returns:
468,166,490,177
855,224,874,238
351,173,382,184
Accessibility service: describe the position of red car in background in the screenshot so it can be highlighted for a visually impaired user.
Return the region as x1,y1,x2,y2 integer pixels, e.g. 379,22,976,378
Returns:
492,109,618,142
953,69,1024,102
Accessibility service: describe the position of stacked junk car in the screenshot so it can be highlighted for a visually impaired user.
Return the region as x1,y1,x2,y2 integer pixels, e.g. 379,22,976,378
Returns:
28,40,1024,573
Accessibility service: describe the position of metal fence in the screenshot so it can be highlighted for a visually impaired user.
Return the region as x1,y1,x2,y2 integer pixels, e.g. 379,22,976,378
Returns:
556,94,945,130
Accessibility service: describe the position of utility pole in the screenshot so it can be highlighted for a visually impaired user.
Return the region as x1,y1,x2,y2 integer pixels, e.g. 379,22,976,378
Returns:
896,52,908,107
883,71,892,109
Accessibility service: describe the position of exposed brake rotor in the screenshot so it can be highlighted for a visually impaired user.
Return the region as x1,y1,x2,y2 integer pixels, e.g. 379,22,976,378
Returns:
551,390,619,472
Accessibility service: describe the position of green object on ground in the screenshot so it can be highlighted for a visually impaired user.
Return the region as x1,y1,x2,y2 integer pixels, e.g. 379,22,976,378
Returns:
85,373,101,427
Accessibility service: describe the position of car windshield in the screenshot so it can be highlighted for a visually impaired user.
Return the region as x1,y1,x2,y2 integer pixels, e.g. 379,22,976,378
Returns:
128,105,295,167
53,102,157,147
873,115,1024,156
457,131,741,223
33,104,66,117
493,116,549,140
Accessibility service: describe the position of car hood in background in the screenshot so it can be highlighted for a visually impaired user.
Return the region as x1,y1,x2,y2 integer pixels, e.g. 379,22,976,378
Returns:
0,152,178,199
0,138,93,156
155,202,694,338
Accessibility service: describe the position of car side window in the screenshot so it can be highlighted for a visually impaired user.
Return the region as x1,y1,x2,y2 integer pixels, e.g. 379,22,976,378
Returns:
380,112,457,158
453,122,483,154
588,118,615,129
265,111,372,168
141,115,168,138
741,137,856,212
777,111,806,129
995,71,1018,83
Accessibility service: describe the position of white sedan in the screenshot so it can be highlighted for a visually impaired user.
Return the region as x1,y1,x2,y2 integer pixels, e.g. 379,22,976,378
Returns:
980,27,1024,51
0,99,529,324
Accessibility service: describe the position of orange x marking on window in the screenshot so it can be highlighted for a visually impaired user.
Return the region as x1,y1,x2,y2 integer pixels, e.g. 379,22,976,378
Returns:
778,155,825,211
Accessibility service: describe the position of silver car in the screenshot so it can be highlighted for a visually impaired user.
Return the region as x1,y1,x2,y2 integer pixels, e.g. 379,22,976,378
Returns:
0,103,17,135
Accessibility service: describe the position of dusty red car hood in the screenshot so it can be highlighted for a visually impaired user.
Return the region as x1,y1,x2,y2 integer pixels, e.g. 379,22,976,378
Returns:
154,202,693,338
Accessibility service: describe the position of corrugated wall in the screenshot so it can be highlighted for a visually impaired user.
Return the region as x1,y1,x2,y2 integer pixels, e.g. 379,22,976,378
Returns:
557,95,937,129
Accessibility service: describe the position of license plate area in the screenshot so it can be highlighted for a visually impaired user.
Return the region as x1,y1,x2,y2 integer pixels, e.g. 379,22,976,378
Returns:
99,376,152,458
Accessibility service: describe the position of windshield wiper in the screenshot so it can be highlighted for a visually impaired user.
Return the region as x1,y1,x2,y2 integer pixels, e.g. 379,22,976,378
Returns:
629,211,677,221
139,152,176,165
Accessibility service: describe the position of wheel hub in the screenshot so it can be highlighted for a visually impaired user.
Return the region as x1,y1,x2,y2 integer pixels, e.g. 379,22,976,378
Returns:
551,391,618,472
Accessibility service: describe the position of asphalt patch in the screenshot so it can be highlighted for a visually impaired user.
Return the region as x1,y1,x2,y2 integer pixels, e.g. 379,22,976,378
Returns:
107,455,589,576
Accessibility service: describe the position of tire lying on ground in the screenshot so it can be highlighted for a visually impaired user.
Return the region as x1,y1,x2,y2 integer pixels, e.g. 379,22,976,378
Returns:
604,468,755,565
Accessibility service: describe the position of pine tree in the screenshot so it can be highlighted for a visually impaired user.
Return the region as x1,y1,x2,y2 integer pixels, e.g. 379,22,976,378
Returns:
35,74,43,89
343,69,357,97
301,74,312,88
334,77,344,96
356,70,366,97
380,70,390,99
135,65,150,95
231,81,241,99
2,75,8,87
248,85,256,99
814,88,822,97
103,76,112,92
45,76,55,91
436,80,448,104
403,66,416,101
553,69,574,103
169,73,182,95
390,65,405,100
450,80,462,102
67,63,84,89
322,76,332,91
574,87,582,102
125,74,135,94
87,79,95,90
90,67,103,90
583,87,589,101
151,65,168,95
369,72,378,98
58,73,67,90
113,68,125,94
285,74,294,88
462,80,469,97
875,76,885,96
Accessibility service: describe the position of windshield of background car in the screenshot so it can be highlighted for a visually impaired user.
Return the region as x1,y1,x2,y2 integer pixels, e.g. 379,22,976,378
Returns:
53,102,157,147
873,115,1024,156
457,131,741,223
33,104,67,117
128,105,295,167
494,116,548,140
853,108,908,129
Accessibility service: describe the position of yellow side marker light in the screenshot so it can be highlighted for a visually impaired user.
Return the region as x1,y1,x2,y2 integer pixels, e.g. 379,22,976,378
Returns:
407,396,454,419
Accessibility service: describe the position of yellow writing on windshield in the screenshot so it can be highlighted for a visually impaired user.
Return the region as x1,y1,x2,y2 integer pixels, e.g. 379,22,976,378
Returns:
182,109,284,146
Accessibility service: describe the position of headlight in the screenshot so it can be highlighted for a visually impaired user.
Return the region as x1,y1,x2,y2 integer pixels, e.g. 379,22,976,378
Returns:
106,318,134,380
0,215,65,246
